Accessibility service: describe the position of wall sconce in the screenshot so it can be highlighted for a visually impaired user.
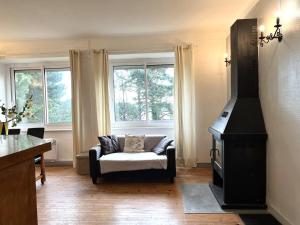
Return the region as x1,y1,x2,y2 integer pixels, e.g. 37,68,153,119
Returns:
259,17,283,47
224,53,231,67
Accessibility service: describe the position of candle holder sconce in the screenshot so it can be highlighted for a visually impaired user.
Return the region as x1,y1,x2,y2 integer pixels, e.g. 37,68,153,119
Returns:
259,17,283,47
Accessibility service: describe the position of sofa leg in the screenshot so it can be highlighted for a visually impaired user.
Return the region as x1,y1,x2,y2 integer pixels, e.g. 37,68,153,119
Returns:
169,177,174,183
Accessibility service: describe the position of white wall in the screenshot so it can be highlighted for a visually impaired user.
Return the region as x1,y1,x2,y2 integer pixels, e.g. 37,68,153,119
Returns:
0,31,227,163
244,0,300,224
0,64,5,103
44,131,73,161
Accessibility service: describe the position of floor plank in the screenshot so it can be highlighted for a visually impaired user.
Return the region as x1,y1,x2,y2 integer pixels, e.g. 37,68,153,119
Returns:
36,166,243,225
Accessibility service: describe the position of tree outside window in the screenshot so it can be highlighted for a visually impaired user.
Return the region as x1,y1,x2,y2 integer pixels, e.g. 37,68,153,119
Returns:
14,70,44,123
113,64,174,122
45,69,72,123
14,68,72,125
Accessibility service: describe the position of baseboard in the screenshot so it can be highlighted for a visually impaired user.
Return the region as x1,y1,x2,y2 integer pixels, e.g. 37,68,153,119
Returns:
45,160,73,167
268,203,294,225
196,163,211,168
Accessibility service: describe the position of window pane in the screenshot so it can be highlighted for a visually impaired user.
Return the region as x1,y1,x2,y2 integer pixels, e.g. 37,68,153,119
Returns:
45,69,72,123
147,65,174,120
113,66,146,121
14,70,44,123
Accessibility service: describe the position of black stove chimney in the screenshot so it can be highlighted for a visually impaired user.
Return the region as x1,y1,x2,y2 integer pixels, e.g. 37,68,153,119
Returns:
208,19,268,209
209,19,266,138
231,20,259,98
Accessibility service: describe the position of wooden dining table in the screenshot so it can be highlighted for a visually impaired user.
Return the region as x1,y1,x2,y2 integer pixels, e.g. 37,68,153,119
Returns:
0,134,51,225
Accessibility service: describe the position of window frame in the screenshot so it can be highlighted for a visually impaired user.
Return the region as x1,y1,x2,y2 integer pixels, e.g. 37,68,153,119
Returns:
9,62,72,131
13,68,45,124
44,67,72,125
109,56,175,129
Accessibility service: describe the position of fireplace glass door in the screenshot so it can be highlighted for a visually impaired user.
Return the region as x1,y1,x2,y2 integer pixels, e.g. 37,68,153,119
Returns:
215,139,223,169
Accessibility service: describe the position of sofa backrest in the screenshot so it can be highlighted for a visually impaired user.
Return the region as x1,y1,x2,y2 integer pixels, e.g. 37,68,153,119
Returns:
117,135,166,152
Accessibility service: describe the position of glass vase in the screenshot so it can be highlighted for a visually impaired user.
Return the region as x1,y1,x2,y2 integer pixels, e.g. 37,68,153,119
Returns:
3,122,8,136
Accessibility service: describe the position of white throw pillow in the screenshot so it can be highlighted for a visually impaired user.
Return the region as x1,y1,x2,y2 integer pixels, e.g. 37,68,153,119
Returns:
124,134,145,152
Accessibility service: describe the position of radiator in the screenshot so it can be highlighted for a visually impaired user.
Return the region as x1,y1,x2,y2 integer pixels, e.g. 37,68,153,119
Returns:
43,138,58,161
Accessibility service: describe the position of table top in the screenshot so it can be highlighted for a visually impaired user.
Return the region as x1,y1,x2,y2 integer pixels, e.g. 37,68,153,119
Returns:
0,134,51,170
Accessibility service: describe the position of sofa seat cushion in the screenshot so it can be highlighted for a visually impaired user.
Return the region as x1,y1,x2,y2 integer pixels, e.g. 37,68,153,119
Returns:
99,152,167,174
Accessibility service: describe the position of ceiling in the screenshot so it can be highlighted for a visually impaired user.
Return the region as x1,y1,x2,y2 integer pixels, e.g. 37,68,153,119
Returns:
0,0,257,40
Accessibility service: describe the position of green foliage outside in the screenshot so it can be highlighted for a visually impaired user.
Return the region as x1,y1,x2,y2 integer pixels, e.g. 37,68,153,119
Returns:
15,70,72,124
147,66,174,120
114,65,174,121
15,70,44,123
114,67,146,121
46,70,72,123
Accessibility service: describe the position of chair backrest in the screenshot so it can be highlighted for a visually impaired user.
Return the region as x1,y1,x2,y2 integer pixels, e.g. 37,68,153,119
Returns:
27,127,45,139
8,129,21,135
1,126,21,135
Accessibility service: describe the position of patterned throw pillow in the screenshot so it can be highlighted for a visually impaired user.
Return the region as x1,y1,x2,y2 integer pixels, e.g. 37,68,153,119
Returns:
124,134,145,152
98,136,114,155
152,137,173,155
108,135,120,152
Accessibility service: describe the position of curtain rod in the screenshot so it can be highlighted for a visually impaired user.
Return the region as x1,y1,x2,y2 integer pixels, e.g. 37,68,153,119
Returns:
107,48,175,55
1,44,192,59
106,44,193,54
1,49,175,58
1,51,68,58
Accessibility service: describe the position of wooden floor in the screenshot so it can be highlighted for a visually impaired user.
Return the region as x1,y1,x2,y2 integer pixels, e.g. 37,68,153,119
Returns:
36,166,243,225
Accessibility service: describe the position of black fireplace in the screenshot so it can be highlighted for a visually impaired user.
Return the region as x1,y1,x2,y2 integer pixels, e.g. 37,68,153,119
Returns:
208,19,268,209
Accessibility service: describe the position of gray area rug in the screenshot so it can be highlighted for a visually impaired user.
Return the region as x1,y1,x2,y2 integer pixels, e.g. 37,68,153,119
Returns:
181,183,227,213
181,184,269,214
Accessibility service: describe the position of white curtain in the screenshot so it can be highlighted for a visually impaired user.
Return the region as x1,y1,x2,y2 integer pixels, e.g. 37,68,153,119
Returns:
92,50,111,135
70,49,111,167
175,45,197,167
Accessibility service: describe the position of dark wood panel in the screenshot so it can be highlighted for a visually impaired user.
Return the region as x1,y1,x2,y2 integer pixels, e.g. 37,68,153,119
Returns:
0,159,37,225
0,134,51,225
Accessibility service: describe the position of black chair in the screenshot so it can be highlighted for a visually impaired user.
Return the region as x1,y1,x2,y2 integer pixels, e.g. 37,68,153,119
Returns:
8,129,21,135
1,126,21,135
27,127,45,139
27,128,46,184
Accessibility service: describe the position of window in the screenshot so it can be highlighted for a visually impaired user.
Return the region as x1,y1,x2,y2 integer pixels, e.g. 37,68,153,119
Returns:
14,70,44,123
13,67,72,125
113,64,174,122
114,66,146,121
146,65,174,120
45,69,72,123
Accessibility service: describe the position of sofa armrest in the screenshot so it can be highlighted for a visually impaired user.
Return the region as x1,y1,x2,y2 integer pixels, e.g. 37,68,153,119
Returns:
90,145,102,159
166,146,176,178
89,145,101,184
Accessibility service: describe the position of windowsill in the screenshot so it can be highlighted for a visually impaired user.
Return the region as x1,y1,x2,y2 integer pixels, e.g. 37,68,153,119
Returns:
112,121,174,130
45,128,72,132
111,121,175,137
45,124,72,132
112,126,173,129
12,123,72,132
